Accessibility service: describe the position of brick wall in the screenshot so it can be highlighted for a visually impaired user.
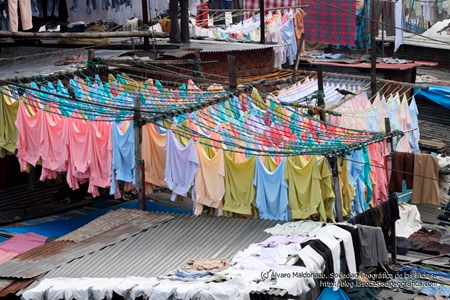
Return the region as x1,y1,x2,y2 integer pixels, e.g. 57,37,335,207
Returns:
149,48,276,83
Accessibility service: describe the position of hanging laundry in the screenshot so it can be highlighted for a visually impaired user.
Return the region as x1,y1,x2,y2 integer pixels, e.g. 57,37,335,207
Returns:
15,101,45,172
346,150,368,215
223,153,256,216
39,106,67,181
110,121,136,198
253,157,290,221
305,0,357,46
389,151,415,193
164,130,199,201
338,158,355,217
285,156,326,221
141,123,167,194
193,143,225,216
87,121,112,197
411,153,440,205
0,87,19,157
408,97,421,153
317,157,335,223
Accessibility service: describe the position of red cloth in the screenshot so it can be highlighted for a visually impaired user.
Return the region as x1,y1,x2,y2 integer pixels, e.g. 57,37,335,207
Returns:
196,2,209,28
304,0,357,46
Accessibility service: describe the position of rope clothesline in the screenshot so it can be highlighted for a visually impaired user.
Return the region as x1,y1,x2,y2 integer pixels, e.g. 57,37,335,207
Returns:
0,70,401,158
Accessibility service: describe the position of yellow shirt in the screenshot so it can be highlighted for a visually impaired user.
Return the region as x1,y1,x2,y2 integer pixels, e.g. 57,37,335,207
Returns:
262,156,279,172
285,156,326,221
223,154,256,216
0,87,19,157
194,143,225,216
141,124,167,194
338,158,355,217
317,156,336,223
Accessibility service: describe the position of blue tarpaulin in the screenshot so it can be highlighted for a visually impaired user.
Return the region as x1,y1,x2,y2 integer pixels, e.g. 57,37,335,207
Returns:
0,200,190,238
415,85,450,109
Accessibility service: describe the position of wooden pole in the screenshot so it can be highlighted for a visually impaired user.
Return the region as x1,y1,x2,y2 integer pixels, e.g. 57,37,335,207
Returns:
227,55,237,92
87,49,95,72
385,117,397,264
0,31,167,39
141,0,150,51
260,0,265,44
371,21,377,99
134,91,144,211
317,65,324,107
141,160,147,211
292,33,305,82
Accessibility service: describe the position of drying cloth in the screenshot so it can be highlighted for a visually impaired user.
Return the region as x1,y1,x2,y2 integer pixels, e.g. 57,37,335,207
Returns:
183,258,230,271
305,0,357,46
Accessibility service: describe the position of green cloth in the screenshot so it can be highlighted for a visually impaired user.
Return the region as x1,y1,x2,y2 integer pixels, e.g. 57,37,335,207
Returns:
223,153,256,215
0,87,19,157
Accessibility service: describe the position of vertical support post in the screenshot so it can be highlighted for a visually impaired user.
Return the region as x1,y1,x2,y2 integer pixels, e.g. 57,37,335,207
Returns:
365,0,370,55
317,64,325,107
134,94,145,211
385,117,396,264
293,33,305,82
227,55,237,92
371,21,377,99
88,49,95,62
141,160,147,211
142,0,150,51
329,156,343,222
259,0,265,44
381,22,385,58
87,49,95,72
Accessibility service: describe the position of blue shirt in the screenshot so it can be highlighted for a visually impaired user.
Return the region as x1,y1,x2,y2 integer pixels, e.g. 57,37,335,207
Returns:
254,157,290,221
110,121,135,195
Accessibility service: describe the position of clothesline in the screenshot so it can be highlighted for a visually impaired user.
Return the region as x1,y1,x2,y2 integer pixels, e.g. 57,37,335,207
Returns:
0,73,399,158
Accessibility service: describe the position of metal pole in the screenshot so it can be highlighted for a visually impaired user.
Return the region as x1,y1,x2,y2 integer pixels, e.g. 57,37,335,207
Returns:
260,0,265,44
134,92,145,211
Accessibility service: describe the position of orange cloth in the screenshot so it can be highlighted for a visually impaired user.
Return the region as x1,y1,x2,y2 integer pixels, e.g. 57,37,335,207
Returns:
293,8,307,52
159,18,171,34
193,143,225,216
142,124,167,194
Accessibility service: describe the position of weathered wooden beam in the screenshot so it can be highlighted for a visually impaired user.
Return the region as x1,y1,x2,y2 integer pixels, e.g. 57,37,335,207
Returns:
0,30,167,39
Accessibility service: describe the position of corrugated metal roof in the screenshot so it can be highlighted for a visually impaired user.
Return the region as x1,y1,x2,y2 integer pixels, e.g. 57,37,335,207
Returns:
156,39,285,58
0,211,173,279
0,49,127,80
57,208,158,242
40,215,279,279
